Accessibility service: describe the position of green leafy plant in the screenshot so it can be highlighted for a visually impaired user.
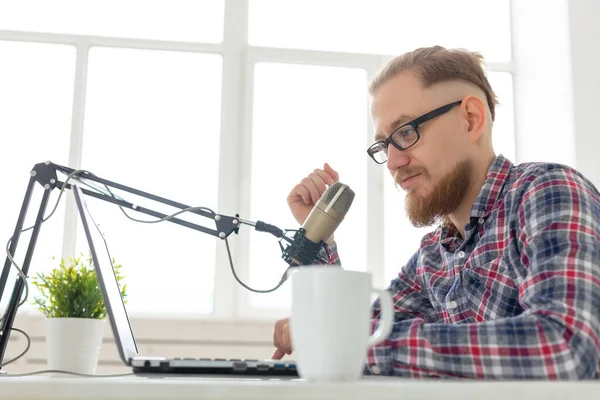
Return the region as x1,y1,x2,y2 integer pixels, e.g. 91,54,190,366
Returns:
31,254,127,319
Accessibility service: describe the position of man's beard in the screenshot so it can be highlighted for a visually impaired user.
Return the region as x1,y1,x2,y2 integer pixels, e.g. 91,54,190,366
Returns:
399,158,473,227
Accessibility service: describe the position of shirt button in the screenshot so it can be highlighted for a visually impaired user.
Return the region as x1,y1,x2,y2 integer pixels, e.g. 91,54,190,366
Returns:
447,301,457,309
478,218,485,224
371,365,381,375
457,251,465,259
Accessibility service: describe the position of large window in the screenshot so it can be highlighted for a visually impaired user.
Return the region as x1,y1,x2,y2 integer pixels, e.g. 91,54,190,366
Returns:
75,47,223,314
0,41,74,314
0,0,515,320
0,0,224,42
247,63,368,311
248,0,511,62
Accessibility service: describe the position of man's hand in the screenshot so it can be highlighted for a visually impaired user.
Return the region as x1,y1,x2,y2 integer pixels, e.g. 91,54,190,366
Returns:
287,163,339,226
271,317,292,360
273,165,339,360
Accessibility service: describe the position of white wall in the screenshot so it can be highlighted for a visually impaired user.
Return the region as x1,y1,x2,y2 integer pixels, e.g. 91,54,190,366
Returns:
511,0,575,168
511,0,599,189
568,0,600,188
4,313,280,374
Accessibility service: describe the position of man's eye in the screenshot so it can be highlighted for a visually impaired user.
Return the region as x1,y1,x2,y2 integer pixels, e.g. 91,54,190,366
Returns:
400,127,415,137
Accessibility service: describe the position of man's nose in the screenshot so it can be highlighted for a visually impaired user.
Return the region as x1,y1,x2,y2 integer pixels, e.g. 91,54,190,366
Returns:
386,144,410,172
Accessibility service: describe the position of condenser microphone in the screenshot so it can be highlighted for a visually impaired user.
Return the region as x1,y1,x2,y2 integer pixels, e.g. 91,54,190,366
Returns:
283,182,355,266
242,182,355,267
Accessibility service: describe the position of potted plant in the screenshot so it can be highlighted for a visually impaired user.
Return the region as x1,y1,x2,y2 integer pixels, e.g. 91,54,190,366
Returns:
32,254,126,374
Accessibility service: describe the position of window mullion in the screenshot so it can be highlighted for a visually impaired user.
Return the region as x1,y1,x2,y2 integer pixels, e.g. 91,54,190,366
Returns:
61,43,89,262
365,58,387,289
213,0,250,319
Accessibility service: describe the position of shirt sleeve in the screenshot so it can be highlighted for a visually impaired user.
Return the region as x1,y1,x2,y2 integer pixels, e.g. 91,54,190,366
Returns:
325,241,341,265
366,166,600,379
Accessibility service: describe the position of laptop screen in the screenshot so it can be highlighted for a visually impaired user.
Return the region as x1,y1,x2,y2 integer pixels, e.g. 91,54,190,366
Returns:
72,184,139,363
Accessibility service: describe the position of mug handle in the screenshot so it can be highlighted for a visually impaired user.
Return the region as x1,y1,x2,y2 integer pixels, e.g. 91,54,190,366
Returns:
366,289,394,347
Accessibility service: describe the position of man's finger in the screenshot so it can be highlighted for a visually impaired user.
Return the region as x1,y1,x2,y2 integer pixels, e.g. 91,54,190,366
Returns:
314,169,334,188
290,184,311,205
324,163,339,182
283,323,291,347
272,348,285,360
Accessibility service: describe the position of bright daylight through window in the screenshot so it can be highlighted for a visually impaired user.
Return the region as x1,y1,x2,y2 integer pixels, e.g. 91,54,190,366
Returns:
0,0,514,319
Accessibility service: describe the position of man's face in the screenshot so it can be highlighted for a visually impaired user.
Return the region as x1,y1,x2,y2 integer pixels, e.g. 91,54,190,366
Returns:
370,71,474,227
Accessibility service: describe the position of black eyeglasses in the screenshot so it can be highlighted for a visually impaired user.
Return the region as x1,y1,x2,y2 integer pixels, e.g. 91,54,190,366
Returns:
367,100,463,164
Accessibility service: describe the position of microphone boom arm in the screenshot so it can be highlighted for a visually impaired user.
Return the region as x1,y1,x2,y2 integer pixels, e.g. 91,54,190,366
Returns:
0,161,242,369
239,218,329,265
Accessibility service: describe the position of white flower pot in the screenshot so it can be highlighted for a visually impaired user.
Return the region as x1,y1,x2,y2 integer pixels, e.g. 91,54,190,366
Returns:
45,318,105,375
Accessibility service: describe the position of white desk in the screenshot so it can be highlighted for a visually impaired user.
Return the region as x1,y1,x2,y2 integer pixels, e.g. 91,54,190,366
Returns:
1,374,599,400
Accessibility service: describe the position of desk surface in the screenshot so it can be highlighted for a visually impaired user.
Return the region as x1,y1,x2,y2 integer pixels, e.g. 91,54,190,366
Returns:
2,374,600,400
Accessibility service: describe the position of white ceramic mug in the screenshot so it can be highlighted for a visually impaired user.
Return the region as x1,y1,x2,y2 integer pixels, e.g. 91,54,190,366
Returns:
291,267,393,382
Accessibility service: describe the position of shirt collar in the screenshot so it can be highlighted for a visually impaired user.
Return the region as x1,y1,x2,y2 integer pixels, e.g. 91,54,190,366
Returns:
438,154,513,245
470,154,513,219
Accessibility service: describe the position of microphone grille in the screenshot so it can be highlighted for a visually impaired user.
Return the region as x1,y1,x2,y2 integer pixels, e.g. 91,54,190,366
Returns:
323,182,355,216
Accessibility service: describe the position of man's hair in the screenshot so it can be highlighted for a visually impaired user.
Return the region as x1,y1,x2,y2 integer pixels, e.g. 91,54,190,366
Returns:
369,46,499,121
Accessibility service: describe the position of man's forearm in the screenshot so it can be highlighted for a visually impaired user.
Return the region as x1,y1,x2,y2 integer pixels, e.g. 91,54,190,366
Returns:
367,312,600,379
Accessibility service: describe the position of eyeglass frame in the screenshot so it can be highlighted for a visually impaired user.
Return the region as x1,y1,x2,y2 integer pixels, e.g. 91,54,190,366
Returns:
366,100,463,164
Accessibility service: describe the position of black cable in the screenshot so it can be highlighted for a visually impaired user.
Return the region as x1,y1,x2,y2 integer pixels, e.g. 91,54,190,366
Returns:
0,328,132,377
2,165,291,370
102,184,216,223
101,182,292,294
2,168,90,325
1,168,218,367
0,328,31,367
224,237,290,294
0,369,134,378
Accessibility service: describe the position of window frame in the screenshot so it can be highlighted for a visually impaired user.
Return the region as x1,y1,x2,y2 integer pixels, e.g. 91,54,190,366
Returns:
0,0,517,321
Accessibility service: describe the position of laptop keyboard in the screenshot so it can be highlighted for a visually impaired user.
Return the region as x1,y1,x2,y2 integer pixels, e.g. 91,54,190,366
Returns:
172,358,260,362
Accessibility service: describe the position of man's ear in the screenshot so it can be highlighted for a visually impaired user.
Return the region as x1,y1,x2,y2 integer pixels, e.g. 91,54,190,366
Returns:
461,96,486,142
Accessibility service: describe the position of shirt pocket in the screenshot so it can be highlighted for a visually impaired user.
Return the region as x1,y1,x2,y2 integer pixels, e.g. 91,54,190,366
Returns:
463,252,522,321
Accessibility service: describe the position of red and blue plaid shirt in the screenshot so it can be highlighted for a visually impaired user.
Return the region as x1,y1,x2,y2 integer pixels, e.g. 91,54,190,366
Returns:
329,154,600,379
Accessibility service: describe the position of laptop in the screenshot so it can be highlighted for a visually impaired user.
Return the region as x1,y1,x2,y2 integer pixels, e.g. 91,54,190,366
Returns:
72,184,298,376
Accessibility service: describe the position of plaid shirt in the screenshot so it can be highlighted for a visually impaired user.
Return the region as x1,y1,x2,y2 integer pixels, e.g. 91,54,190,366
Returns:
328,155,600,379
